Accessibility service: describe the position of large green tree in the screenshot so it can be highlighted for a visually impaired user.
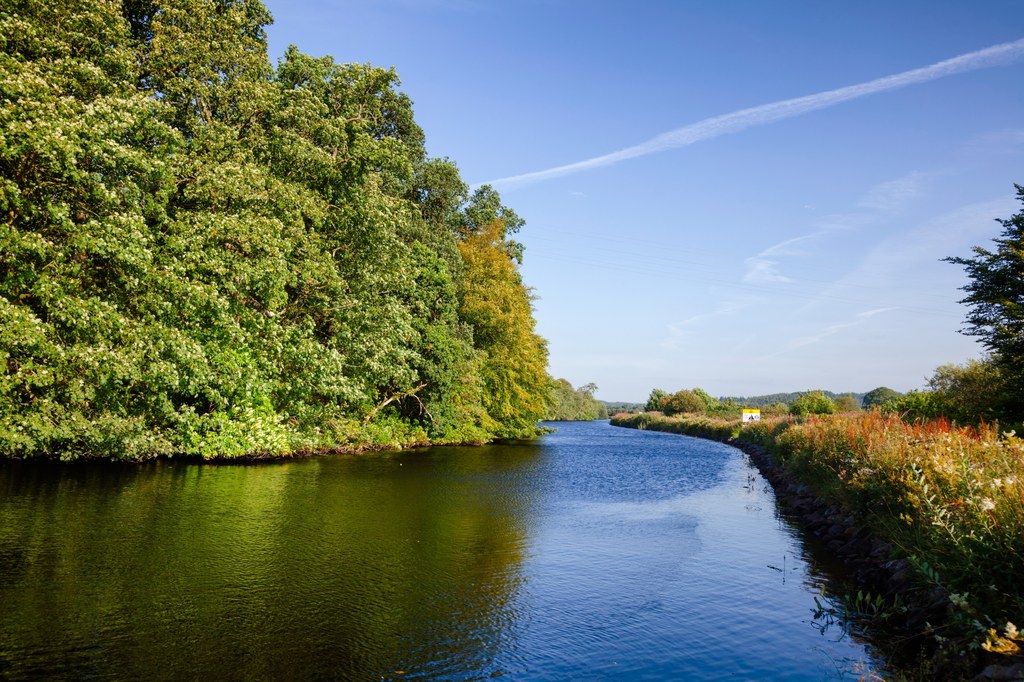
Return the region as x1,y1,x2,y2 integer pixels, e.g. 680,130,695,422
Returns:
947,185,1024,420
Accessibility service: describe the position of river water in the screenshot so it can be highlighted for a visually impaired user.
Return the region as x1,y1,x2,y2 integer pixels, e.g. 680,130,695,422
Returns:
0,421,882,680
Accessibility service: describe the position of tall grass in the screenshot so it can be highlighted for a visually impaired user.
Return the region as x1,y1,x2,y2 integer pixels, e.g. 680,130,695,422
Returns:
742,412,1023,641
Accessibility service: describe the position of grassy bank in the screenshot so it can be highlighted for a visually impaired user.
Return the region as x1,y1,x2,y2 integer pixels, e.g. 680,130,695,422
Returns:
611,411,741,442
612,411,1024,669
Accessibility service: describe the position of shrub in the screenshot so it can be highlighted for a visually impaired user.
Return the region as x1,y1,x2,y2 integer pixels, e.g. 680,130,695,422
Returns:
789,391,837,416
645,388,669,413
881,390,947,422
662,390,706,416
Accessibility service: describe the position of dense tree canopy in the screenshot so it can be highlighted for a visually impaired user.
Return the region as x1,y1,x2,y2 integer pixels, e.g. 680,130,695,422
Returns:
0,0,551,459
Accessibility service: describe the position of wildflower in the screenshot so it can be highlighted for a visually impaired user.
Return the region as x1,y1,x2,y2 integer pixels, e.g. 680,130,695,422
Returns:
979,497,996,512
949,593,970,610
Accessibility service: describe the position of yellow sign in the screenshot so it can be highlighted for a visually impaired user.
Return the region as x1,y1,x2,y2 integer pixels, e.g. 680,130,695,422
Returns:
741,409,761,422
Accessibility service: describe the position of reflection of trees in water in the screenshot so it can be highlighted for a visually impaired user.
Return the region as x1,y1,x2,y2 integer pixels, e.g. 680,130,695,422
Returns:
0,444,545,680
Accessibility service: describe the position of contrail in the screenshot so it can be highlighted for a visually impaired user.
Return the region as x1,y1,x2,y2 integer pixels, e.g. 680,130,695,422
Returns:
479,38,1024,190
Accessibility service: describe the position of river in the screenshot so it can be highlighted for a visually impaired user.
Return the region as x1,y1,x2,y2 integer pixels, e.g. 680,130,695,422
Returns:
0,420,882,680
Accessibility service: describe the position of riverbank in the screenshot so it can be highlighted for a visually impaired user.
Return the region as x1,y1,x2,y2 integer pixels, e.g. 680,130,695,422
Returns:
611,411,1024,680
0,417,555,464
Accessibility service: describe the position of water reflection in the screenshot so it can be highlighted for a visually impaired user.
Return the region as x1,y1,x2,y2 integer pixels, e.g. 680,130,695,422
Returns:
0,422,881,680
0,445,544,680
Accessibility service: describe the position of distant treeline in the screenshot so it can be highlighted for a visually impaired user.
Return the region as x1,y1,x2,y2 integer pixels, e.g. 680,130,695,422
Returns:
544,380,608,421
636,387,903,419
720,391,866,408
606,390,909,417
602,401,644,414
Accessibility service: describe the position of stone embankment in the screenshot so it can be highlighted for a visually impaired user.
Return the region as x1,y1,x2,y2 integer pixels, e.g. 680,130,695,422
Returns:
730,441,948,630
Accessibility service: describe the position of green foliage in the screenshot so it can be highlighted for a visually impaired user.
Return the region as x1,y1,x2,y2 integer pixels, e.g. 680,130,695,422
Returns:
789,391,837,417
641,385,746,419
881,390,946,422
662,389,706,416
610,412,741,441
927,358,1007,424
455,185,526,263
723,390,864,408
760,402,790,417
603,401,644,414
1,0,181,459
457,219,549,440
947,185,1024,420
692,387,720,412
644,388,669,412
706,397,746,419
833,393,861,413
545,379,607,421
0,0,550,459
882,359,1008,426
862,386,902,409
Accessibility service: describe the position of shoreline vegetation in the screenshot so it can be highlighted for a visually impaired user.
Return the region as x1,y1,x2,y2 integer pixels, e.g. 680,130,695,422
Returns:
611,410,1024,680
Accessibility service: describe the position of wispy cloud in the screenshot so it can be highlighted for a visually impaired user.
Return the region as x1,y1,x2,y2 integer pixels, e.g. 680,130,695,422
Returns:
662,300,748,349
743,233,819,283
791,197,1017,319
858,171,931,213
479,38,1024,190
742,217,863,283
771,307,899,357
960,127,1024,157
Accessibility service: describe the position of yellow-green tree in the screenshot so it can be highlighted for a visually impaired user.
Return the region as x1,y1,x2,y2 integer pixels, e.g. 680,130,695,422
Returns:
458,219,548,439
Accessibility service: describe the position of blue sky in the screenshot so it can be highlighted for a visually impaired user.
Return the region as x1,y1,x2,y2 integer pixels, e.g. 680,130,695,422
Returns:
261,1,1024,402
